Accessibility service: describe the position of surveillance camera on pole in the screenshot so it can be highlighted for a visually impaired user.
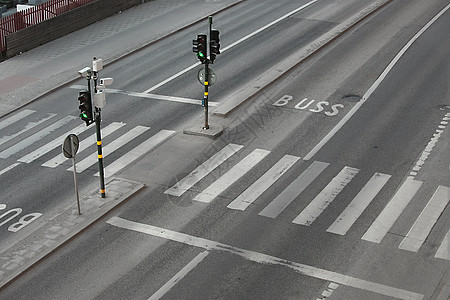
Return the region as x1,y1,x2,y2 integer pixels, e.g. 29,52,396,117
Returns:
78,67,92,78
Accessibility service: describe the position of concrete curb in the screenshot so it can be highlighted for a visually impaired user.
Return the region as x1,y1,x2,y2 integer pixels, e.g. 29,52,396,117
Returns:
0,177,145,291
212,0,393,118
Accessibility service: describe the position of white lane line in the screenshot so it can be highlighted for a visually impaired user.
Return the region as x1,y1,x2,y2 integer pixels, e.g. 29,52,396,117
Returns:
0,113,56,147
399,186,450,252
142,0,318,94
0,163,21,176
18,123,88,163
303,2,450,161
0,109,35,131
165,143,243,197
193,149,270,203
227,155,300,211
98,130,176,178
259,160,329,219
71,85,221,107
435,229,449,260
0,115,76,159
148,251,209,300
42,122,125,168
69,125,150,173
327,172,391,235
108,217,424,300
362,178,423,244
292,166,359,226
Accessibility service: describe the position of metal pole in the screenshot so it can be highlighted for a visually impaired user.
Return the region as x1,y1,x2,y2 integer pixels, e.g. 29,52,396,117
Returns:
203,16,213,130
91,60,106,198
95,109,106,198
70,135,81,215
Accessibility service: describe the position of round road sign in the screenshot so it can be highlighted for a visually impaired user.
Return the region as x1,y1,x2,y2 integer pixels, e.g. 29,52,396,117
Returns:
62,134,79,158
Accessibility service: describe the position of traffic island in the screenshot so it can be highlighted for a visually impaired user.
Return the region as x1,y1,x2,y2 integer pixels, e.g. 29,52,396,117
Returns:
183,124,223,139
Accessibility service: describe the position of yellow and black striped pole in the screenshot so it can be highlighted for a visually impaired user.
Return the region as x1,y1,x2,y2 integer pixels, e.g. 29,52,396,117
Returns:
92,70,106,198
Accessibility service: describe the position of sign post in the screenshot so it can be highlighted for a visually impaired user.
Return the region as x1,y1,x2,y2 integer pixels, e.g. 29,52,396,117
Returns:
63,134,81,215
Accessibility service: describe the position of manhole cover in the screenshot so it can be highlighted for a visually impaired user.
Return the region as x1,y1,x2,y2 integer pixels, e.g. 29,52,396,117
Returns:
342,94,362,102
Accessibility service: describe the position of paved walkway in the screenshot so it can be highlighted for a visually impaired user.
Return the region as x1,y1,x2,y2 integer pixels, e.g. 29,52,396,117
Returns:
0,0,244,117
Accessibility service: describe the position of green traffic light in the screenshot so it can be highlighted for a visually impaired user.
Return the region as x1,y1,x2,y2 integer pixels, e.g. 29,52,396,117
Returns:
198,52,205,58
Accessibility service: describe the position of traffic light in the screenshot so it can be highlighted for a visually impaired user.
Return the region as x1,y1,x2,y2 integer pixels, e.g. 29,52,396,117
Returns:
78,90,93,125
193,34,207,64
210,29,220,64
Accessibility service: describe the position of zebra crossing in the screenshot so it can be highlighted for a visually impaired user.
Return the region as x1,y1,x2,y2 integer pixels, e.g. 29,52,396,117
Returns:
0,110,176,178
165,143,450,260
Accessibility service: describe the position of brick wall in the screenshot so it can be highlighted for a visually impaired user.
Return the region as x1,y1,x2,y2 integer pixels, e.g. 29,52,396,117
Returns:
5,0,141,57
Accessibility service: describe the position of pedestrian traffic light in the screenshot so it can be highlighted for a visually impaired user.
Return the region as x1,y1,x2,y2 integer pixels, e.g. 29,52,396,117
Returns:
210,29,220,64
193,34,207,64
78,90,93,125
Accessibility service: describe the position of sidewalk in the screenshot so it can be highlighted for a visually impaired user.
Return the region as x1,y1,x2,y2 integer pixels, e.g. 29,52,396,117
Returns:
0,0,245,117
0,0,244,290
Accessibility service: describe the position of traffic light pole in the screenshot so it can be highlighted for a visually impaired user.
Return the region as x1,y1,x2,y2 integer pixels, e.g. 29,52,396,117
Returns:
92,70,106,198
203,16,213,130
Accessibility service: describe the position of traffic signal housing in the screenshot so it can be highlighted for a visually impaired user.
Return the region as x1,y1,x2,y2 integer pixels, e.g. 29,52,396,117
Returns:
78,90,93,125
210,29,220,64
193,34,207,64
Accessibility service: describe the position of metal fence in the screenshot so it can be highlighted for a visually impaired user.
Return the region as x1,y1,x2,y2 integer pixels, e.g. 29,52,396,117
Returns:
1,0,95,53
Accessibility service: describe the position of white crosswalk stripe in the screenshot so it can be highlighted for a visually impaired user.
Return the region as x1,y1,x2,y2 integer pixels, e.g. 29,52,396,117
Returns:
435,229,449,260
362,178,423,243
0,162,21,176
227,155,300,211
399,186,450,252
194,149,270,204
69,125,150,173
18,123,88,163
42,122,125,168
98,129,176,178
0,113,56,148
165,143,243,197
327,172,391,235
292,166,359,226
0,109,35,131
259,160,329,219
0,115,76,159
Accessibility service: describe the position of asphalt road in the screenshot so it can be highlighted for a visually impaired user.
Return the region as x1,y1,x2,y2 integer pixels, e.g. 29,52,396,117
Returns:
0,0,449,299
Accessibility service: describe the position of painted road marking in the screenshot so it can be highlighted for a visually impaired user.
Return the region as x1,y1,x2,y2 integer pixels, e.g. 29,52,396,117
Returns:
42,122,125,168
148,251,209,300
18,123,88,163
142,0,318,94
362,178,422,243
303,2,450,161
399,186,450,252
193,149,270,203
165,143,243,197
0,115,75,159
293,166,359,226
327,172,391,235
107,217,424,300
0,162,20,176
70,85,220,107
227,155,300,211
435,229,449,260
69,125,149,173
259,160,329,219
0,109,35,131
98,130,176,178
0,113,56,148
